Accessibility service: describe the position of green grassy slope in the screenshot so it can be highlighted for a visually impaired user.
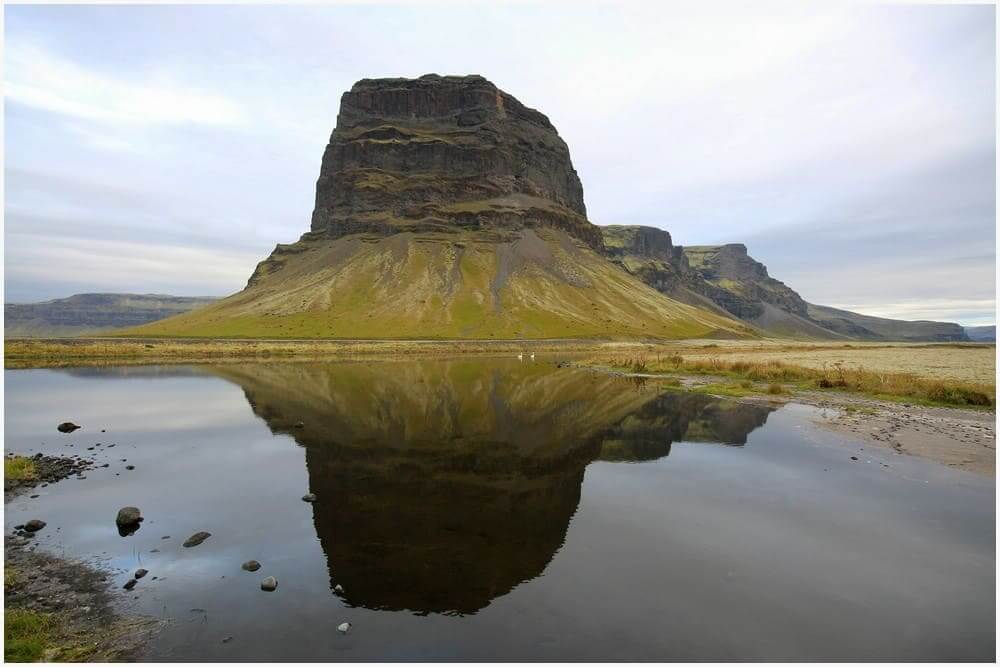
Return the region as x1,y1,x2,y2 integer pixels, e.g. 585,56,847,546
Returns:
127,229,752,340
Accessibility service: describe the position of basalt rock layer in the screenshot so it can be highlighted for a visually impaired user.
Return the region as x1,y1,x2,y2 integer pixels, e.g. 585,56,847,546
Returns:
603,225,970,341
131,76,748,340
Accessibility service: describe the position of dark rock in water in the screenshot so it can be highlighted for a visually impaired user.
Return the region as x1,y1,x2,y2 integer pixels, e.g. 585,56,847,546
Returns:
14,524,24,530
134,569,148,579
123,579,137,590
23,520,46,532
125,465,135,471
260,576,278,591
222,636,233,644
302,493,317,503
116,507,142,527
241,560,261,572
161,536,170,540
851,456,859,461
183,531,211,548
57,422,80,433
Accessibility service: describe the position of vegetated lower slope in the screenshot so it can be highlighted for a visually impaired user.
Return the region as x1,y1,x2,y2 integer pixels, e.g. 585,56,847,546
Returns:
130,75,749,340
601,225,970,342
135,227,745,339
4,293,218,338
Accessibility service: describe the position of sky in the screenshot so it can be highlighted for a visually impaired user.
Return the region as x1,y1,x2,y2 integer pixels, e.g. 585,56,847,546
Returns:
3,2,996,325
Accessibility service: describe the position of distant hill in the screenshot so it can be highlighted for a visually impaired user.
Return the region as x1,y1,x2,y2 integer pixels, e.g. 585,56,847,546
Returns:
4,293,218,338
601,225,970,342
964,325,996,342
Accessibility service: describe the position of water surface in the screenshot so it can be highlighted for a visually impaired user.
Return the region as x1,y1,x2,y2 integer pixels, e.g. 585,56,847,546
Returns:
4,359,994,660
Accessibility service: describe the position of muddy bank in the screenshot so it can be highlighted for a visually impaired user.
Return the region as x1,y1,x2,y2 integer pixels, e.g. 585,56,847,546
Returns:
583,367,995,476
5,453,96,502
800,392,996,476
5,534,162,661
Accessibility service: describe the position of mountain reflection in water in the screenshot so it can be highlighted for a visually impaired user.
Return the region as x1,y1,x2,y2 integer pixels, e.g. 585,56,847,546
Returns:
209,359,774,615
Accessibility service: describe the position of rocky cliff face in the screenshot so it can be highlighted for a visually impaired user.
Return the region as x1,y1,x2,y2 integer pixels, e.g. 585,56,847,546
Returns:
601,226,969,341
307,74,599,249
134,77,746,341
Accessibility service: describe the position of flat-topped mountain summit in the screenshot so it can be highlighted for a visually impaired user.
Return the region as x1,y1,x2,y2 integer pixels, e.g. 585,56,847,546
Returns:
133,75,747,340
306,74,597,248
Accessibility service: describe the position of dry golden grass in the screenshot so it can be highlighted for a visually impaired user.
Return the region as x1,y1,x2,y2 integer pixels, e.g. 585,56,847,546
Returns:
4,337,644,368
591,351,995,409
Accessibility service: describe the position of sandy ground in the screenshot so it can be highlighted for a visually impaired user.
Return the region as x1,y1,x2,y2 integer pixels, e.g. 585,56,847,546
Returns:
799,391,995,476
662,374,995,476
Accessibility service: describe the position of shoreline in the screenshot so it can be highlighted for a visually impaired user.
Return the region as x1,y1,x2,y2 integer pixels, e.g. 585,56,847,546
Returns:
5,455,162,662
577,365,995,476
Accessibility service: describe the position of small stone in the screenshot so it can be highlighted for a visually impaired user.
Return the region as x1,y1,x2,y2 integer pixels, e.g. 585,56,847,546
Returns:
161,536,170,540
260,576,278,592
125,465,135,471
241,560,261,572
850,456,859,461
116,507,142,527
23,520,46,532
123,579,137,590
293,421,305,428
183,532,211,548
302,493,317,503
222,636,233,644
134,569,148,579
334,584,344,594
337,622,351,634
57,422,80,433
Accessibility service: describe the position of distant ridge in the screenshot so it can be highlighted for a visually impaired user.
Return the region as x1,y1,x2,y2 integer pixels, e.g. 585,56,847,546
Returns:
4,293,218,338
964,325,996,342
601,225,971,342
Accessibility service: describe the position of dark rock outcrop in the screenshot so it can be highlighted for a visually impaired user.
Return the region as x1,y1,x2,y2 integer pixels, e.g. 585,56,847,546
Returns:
305,74,599,249
601,225,970,342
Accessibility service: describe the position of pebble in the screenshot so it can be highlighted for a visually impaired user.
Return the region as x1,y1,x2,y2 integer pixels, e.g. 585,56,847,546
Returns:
334,584,344,594
241,560,262,572
123,579,137,590
57,422,81,433
302,493,317,503
337,622,351,634
23,520,46,532
125,465,135,471
260,576,278,592
134,569,149,579
116,507,143,527
183,532,211,548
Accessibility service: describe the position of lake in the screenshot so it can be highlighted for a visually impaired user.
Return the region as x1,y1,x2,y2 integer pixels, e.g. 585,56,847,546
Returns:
4,358,995,660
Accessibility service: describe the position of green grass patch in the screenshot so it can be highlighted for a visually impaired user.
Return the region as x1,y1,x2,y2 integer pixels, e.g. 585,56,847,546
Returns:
5,610,54,662
4,457,37,481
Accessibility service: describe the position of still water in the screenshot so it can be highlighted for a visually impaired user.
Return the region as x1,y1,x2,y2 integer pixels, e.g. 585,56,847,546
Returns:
4,359,995,660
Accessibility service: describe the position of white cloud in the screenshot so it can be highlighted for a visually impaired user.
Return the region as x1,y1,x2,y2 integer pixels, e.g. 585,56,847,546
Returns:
4,42,245,127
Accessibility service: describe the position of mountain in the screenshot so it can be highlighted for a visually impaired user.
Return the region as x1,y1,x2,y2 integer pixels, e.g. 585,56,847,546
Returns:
4,293,218,338
602,225,970,341
806,304,970,342
964,325,996,342
129,75,748,340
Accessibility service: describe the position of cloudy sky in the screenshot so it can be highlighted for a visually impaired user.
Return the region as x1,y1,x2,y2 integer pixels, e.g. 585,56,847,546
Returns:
4,2,996,325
